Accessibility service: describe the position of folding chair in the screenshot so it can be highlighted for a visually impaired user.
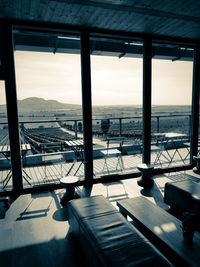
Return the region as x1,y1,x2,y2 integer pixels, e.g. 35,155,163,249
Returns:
42,143,64,179
101,137,124,174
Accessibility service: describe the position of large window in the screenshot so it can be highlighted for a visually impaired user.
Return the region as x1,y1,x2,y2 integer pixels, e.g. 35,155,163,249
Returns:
13,30,83,188
2,24,198,194
0,81,12,191
151,43,194,168
90,37,143,177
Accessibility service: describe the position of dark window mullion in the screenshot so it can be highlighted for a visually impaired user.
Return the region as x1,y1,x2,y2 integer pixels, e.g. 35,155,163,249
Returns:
190,43,200,163
80,30,93,182
1,22,23,193
143,37,152,164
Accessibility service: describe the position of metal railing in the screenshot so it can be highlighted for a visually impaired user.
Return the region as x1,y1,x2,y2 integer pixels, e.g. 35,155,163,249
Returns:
0,113,194,191
0,113,192,143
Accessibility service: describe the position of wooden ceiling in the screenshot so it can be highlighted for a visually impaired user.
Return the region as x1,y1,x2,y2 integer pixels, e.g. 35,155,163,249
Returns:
1,0,200,40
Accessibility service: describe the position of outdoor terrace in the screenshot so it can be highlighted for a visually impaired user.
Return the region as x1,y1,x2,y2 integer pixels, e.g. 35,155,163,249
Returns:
0,113,194,192
0,139,191,192
1,148,190,186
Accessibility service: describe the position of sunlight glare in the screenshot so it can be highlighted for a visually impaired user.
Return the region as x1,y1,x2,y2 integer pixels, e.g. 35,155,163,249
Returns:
161,222,177,232
153,226,163,235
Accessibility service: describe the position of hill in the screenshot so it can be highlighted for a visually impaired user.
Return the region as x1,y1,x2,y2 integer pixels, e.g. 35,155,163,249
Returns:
0,97,81,113
0,97,191,117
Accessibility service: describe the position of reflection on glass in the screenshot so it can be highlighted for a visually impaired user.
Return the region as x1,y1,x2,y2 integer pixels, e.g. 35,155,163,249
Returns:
91,37,143,177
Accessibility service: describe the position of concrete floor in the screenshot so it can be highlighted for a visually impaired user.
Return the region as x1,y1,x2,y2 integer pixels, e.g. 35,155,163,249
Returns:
0,169,199,267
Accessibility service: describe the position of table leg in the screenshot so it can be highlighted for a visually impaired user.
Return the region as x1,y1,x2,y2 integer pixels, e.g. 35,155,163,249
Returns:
168,141,185,166
22,169,32,185
119,208,127,219
154,140,171,165
116,154,124,171
74,161,83,175
61,186,75,205
66,162,75,175
102,156,110,173
3,170,12,189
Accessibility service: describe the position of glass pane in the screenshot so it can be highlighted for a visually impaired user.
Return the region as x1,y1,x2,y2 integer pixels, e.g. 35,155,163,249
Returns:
91,37,143,177
151,43,194,169
0,81,12,191
14,30,83,188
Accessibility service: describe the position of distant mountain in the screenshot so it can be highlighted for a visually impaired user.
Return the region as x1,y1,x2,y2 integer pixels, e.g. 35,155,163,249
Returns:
0,97,191,116
0,97,81,113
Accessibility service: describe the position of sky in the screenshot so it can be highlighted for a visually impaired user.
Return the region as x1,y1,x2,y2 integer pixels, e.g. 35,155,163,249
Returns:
0,51,193,106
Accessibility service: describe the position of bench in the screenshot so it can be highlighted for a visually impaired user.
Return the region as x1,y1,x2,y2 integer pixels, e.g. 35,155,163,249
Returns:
117,196,200,266
67,195,171,266
41,142,63,152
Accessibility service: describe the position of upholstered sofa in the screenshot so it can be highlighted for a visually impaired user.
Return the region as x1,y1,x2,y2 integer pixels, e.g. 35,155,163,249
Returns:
67,195,171,266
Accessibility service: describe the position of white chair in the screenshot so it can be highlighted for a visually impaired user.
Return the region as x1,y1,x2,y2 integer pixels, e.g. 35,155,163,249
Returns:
101,137,124,174
42,143,64,179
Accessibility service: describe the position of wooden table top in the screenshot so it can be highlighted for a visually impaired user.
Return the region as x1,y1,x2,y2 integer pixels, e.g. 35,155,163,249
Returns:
65,140,84,147
60,176,80,186
117,196,200,266
101,149,121,155
152,132,187,139
0,144,31,153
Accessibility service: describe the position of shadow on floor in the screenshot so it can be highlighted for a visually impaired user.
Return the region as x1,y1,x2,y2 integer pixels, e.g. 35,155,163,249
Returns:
76,185,93,198
103,181,129,202
52,207,68,222
0,202,7,219
0,232,88,267
140,180,169,211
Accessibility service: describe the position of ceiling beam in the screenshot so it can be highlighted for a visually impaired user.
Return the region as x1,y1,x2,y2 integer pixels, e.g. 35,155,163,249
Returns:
13,32,194,61
51,0,200,23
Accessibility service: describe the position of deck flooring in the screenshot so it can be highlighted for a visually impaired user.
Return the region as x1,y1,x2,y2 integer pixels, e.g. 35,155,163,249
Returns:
0,147,190,192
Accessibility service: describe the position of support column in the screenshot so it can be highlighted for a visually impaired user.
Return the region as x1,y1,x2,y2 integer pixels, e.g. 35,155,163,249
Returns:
80,30,93,182
190,44,200,164
1,21,23,194
142,37,152,164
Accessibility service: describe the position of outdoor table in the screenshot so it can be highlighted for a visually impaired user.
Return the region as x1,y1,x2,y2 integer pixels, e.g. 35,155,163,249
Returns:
65,139,84,175
152,132,188,166
0,144,32,188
